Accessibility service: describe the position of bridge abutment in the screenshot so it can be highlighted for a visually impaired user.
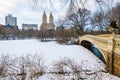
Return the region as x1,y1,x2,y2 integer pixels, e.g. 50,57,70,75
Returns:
107,52,120,76
79,34,120,77
113,53,120,76
105,51,114,74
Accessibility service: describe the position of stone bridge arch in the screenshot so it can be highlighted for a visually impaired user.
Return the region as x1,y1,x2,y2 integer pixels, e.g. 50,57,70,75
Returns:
80,40,106,63
78,35,120,77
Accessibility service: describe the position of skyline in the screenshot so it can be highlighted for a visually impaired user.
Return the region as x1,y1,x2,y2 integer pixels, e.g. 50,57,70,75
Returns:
0,0,119,29
0,0,98,29
0,0,67,29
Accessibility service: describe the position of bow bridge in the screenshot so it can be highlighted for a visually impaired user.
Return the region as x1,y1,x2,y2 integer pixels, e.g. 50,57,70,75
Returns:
78,34,120,76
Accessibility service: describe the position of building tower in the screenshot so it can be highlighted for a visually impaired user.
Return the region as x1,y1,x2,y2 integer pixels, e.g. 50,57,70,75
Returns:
49,12,53,24
42,11,47,23
48,12,55,30
40,11,47,31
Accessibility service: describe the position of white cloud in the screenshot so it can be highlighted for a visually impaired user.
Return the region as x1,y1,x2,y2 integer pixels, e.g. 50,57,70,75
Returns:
0,0,21,13
20,8,41,18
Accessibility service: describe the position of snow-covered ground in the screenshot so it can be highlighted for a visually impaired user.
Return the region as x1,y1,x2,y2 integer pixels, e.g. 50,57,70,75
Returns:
0,39,119,80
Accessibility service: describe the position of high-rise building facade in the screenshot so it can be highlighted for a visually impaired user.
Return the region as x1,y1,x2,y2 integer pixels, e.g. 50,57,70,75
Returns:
5,14,17,27
22,24,38,31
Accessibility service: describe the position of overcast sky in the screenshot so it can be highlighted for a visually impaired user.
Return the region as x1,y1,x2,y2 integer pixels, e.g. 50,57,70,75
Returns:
0,0,69,29
0,0,118,29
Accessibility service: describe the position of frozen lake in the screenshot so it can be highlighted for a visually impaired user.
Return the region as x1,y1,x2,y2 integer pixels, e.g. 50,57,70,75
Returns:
0,39,119,80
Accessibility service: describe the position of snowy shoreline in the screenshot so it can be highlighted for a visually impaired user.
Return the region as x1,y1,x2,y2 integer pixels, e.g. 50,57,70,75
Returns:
0,39,119,80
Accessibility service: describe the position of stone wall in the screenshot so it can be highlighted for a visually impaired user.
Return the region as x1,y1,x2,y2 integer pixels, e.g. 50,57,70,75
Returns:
114,53,120,76
101,49,120,77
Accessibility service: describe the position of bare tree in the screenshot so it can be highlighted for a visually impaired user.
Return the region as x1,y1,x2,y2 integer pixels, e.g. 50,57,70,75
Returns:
0,24,5,39
27,0,120,12
0,55,11,77
56,19,66,39
27,54,45,79
27,0,111,10
39,30,48,41
66,8,90,35
0,54,45,80
110,3,120,34
49,57,108,80
90,11,110,34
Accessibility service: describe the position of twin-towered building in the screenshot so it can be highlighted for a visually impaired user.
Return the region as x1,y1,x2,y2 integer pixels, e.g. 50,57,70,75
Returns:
40,11,55,31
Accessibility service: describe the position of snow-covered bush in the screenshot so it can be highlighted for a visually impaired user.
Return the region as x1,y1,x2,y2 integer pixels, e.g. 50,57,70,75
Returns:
0,54,45,80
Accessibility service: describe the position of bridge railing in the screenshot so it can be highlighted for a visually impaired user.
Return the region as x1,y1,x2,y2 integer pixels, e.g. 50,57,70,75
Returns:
79,35,120,54
115,35,120,38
